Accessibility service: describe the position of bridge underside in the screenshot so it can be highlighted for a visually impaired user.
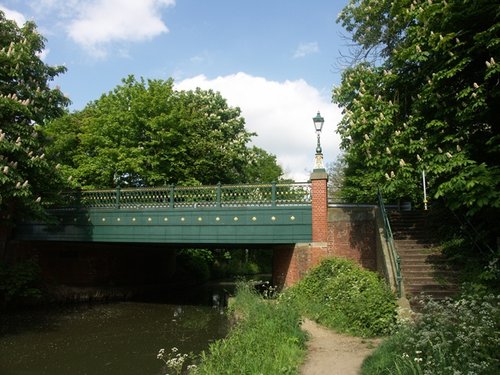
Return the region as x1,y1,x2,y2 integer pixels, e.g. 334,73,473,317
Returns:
16,206,312,244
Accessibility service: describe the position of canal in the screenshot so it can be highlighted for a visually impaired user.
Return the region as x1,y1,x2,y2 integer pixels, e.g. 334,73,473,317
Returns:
0,285,232,375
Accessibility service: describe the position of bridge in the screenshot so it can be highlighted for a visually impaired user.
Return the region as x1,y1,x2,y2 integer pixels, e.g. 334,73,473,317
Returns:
16,182,313,245
13,172,396,290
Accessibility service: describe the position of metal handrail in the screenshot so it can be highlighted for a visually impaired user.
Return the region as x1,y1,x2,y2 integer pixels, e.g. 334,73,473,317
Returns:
47,182,312,210
377,188,402,297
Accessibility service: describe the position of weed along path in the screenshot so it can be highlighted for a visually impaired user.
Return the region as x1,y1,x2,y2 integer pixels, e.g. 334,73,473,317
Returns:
300,319,381,375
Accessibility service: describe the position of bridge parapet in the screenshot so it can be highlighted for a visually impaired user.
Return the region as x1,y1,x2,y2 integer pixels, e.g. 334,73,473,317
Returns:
50,182,312,210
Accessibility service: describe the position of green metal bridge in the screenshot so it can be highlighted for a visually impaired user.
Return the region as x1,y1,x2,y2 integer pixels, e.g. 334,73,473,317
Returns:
16,182,313,244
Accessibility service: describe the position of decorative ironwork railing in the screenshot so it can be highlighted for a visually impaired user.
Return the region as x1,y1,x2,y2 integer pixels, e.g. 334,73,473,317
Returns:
377,188,402,298
49,182,312,209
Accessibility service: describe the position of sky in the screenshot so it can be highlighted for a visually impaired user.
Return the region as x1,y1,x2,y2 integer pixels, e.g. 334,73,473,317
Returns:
1,0,352,182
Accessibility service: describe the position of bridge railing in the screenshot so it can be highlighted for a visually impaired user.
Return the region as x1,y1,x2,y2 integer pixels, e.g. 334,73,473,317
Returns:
49,182,312,209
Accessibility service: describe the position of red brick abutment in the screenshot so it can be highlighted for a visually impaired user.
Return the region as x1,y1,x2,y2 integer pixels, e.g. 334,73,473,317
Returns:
273,206,378,287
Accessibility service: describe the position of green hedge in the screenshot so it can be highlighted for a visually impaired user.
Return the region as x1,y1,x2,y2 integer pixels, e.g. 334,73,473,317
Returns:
285,257,397,337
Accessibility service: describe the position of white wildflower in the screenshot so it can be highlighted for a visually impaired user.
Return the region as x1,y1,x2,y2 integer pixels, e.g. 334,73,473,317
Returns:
399,159,406,167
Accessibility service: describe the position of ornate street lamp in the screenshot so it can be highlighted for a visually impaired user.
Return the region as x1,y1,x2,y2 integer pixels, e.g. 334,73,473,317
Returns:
312,111,325,170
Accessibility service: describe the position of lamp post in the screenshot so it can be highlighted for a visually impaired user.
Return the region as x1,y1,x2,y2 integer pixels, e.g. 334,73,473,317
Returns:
312,111,325,170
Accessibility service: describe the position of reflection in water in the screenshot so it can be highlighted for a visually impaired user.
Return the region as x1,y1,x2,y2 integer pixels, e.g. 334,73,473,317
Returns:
0,293,229,375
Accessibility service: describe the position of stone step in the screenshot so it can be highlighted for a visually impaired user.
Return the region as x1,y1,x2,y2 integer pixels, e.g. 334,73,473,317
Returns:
395,241,436,247
398,254,442,261
402,269,454,278
388,210,460,304
406,289,459,302
402,268,457,277
403,272,457,286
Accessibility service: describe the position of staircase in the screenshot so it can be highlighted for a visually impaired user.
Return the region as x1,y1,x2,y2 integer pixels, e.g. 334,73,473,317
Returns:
389,210,459,302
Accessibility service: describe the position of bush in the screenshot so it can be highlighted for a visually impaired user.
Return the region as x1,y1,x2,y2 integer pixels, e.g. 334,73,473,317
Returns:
194,282,307,374
176,249,213,282
0,258,42,305
285,257,397,337
362,293,500,374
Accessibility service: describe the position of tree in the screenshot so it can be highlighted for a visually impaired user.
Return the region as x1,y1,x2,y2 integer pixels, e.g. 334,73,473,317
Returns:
326,154,346,202
242,146,283,184
44,76,283,188
333,0,499,215
0,12,69,221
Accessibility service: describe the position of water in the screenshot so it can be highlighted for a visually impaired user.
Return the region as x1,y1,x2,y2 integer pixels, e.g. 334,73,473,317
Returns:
0,291,230,375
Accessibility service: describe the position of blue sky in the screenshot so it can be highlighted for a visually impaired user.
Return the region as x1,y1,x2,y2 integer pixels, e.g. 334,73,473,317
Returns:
1,0,351,181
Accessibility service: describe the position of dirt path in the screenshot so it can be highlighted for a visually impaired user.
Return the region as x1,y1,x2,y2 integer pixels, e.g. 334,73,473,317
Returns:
300,319,381,375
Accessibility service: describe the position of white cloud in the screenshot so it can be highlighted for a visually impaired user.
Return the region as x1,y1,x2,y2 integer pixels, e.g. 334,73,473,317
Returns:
67,0,175,57
24,0,175,57
36,48,50,60
176,72,342,182
0,5,27,25
293,42,319,59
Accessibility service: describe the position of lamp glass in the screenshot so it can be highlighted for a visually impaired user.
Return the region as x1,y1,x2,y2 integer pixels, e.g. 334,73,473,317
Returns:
313,111,324,133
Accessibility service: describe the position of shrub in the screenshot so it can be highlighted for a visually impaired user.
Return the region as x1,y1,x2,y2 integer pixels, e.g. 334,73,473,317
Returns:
0,258,42,305
194,282,307,374
362,292,500,374
176,249,213,282
286,257,397,337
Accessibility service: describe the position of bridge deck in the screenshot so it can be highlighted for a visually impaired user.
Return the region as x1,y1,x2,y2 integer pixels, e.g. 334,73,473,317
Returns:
16,183,313,244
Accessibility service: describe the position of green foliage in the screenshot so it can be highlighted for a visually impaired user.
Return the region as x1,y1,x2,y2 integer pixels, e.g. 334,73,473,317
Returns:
326,154,347,202
177,249,214,283
211,249,271,279
0,12,69,219
286,257,397,337
0,258,42,303
177,248,272,282
194,282,307,374
362,293,500,375
334,0,500,216
44,76,283,188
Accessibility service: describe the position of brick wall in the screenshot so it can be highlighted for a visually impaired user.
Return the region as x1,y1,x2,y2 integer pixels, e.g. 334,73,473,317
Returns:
327,207,377,271
10,241,177,286
273,206,378,288
311,172,328,242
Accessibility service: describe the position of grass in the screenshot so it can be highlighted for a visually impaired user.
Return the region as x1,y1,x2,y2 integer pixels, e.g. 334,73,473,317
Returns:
193,281,307,375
